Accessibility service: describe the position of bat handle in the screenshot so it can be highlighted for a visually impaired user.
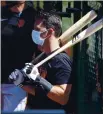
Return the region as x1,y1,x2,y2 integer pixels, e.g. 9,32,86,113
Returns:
31,52,45,65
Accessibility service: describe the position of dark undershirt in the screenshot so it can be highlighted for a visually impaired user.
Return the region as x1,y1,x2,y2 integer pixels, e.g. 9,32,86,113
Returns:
1,4,40,83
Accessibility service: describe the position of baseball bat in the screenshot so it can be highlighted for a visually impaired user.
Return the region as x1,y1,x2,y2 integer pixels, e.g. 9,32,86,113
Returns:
33,18,103,69
58,10,97,43
32,10,97,64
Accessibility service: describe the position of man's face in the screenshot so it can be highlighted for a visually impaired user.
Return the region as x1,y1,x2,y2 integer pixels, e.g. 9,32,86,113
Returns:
32,18,48,51
9,1,25,13
34,18,48,39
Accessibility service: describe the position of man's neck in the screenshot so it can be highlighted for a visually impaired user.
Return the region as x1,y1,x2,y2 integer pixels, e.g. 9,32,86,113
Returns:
43,36,60,54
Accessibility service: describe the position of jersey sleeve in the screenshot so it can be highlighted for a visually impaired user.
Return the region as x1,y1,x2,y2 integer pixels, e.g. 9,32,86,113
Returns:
49,53,72,85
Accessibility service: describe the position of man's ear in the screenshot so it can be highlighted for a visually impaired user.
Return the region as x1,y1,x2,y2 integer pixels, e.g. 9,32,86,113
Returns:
46,28,54,38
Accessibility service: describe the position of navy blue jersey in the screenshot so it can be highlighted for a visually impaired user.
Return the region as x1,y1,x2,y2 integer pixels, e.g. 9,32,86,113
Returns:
45,52,72,85
28,52,72,112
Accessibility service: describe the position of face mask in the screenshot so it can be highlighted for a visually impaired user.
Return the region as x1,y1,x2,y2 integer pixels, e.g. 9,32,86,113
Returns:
32,30,45,46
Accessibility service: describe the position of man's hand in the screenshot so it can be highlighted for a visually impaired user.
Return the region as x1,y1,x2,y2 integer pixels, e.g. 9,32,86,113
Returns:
22,63,40,81
9,64,40,87
9,69,25,87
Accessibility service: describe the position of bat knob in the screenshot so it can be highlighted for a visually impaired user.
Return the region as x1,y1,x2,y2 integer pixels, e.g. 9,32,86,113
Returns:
26,68,32,74
23,63,34,75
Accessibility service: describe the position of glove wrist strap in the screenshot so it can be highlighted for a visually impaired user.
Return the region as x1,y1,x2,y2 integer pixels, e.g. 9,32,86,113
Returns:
36,76,53,94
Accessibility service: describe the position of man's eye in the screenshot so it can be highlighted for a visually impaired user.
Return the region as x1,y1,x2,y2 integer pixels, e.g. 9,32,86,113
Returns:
16,4,21,7
34,28,40,31
42,31,47,34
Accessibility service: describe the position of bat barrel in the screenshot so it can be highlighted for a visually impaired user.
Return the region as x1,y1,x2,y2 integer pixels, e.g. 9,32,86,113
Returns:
77,18,103,39
59,10,97,43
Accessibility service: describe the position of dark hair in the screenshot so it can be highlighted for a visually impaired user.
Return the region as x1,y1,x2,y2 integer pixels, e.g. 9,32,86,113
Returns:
36,10,62,37
6,1,25,8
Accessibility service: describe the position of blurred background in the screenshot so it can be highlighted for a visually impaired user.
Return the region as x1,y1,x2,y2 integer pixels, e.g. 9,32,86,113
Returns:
1,1,103,114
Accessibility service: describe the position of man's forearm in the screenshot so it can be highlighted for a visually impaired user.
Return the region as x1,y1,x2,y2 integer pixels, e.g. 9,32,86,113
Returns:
21,85,35,96
21,84,72,105
47,84,72,105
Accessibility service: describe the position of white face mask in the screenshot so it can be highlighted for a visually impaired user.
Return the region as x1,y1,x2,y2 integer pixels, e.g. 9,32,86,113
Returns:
31,30,45,46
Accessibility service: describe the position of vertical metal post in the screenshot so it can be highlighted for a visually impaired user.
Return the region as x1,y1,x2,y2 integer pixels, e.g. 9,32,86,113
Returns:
73,1,85,114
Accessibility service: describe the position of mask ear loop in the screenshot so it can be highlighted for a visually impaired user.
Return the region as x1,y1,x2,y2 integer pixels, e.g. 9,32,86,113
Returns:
40,29,48,39
41,28,48,33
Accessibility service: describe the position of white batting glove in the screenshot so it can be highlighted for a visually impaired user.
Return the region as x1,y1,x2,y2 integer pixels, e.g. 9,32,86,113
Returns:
22,63,40,81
